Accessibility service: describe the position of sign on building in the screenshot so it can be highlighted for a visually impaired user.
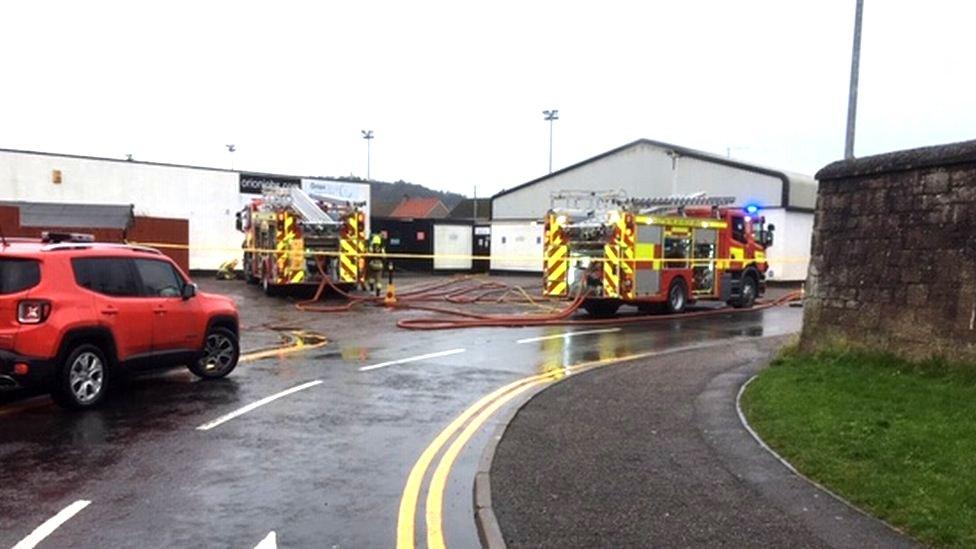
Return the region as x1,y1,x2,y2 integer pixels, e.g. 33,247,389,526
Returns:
239,173,302,194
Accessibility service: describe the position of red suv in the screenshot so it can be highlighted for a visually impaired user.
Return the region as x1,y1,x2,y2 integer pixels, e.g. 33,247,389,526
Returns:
0,233,240,409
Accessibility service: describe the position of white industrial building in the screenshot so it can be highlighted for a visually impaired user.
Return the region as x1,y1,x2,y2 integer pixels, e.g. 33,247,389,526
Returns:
0,148,370,270
490,139,816,281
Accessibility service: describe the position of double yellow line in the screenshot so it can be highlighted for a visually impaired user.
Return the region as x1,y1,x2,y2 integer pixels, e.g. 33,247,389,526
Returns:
396,372,556,549
396,347,693,548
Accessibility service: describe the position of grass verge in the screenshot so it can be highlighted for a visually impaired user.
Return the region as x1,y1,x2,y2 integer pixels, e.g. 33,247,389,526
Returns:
741,346,976,547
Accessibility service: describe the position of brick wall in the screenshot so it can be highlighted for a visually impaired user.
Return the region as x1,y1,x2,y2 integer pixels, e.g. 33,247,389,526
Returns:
802,140,976,361
0,205,189,272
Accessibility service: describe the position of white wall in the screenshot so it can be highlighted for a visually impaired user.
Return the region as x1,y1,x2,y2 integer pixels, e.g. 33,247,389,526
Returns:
0,151,240,270
433,224,472,270
489,221,544,272
761,209,812,282
492,142,784,220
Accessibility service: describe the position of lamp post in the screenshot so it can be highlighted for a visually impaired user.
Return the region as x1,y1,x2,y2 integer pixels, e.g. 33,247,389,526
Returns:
361,130,374,180
225,144,236,170
543,109,559,173
844,0,864,159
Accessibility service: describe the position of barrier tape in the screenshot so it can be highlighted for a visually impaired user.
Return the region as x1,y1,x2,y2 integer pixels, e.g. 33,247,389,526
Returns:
126,240,813,265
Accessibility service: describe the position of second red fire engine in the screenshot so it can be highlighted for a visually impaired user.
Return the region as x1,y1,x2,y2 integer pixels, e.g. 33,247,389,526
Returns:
543,191,775,316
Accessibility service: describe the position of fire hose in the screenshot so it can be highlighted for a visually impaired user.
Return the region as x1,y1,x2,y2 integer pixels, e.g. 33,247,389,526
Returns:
294,260,556,313
295,258,802,330
394,290,802,330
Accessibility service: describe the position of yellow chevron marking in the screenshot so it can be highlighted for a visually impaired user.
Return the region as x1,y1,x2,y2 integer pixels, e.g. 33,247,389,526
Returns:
547,245,567,263
547,259,568,281
550,281,567,296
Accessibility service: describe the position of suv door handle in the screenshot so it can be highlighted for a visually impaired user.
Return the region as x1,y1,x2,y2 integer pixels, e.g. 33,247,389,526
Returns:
100,307,119,316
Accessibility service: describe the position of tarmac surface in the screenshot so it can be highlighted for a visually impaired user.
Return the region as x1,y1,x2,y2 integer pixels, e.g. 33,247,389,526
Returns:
1,274,806,548
490,336,916,548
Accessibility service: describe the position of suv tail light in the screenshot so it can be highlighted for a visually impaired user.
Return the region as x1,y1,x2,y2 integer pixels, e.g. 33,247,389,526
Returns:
18,300,51,324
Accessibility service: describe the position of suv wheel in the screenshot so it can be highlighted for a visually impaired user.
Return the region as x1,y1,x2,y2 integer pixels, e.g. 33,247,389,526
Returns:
51,344,110,409
190,327,240,379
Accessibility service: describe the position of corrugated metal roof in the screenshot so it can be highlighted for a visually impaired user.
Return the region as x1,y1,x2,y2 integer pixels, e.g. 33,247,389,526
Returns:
492,138,817,210
0,201,134,229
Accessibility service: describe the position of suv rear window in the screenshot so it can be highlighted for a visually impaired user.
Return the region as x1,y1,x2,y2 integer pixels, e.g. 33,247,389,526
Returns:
72,258,141,297
0,259,41,294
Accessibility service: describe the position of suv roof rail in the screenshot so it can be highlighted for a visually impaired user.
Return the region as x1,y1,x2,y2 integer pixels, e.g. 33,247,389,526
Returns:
41,242,164,255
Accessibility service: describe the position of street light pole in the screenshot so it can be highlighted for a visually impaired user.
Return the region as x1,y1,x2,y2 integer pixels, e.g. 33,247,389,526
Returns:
225,144,236,170
543,109,559,173
361,130,374,180
845,0,864,159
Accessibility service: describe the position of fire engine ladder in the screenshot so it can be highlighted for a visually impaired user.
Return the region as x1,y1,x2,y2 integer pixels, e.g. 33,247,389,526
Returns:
284,187,339,225
622,194,736,212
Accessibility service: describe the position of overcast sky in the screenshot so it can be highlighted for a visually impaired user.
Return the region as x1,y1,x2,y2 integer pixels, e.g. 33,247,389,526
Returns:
2,1,974,196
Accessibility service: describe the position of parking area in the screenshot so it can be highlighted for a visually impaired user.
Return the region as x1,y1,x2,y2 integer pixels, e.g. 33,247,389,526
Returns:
1,273,803,548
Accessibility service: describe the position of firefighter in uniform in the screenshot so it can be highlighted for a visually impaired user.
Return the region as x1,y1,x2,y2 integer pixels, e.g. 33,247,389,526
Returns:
365,232,387,294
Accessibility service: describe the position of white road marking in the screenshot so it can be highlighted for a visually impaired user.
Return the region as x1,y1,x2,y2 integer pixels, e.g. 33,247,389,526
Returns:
196,380,323,431
13,499,91,549
254,531,277,549
516,327,621,344
358,348,467,372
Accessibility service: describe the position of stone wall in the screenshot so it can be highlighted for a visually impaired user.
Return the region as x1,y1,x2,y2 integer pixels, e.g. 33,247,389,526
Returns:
802,140,976,361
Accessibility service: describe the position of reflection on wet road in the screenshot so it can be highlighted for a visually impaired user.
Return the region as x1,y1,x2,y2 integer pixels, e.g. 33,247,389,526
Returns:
0,281,802,548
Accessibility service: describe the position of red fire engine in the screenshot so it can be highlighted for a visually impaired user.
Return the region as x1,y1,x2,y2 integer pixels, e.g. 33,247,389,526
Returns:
543,192,775,316
236,187,367,296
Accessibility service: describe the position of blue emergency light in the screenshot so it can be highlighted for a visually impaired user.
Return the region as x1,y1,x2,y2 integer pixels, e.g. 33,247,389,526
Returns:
744,204,760,215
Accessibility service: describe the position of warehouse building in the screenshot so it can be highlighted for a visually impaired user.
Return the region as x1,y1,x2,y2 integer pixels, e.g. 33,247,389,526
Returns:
490,139,817,281
0,148,370,271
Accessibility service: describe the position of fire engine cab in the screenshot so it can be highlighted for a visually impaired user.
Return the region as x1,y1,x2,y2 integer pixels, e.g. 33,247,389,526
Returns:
543,191,774,316
236,187,367,296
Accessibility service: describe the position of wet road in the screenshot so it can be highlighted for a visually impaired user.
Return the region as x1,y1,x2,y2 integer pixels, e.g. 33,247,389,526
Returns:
0,278,802,548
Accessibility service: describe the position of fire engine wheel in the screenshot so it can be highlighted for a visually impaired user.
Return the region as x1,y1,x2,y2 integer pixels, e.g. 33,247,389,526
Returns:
583,300,622,318
666,279,688,314
262,277,279,297
243,259,258,285
729,274,758,309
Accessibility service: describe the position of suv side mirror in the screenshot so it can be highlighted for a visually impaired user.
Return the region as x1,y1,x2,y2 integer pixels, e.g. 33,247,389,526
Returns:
182,282,198,300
